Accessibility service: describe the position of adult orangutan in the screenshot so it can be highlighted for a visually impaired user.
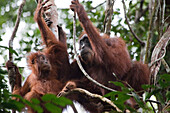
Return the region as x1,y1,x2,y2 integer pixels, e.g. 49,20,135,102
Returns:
60,0,150,111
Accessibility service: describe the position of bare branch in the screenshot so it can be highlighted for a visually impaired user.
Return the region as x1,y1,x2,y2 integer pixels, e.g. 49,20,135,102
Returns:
145,99,162,113
9,0,26,62
122,0,145,47
8,0,26,93
135,6,149,23
144,0,159,64
63,88,122,112
162,101,170,112
87,1,106,13
158,0,165,40
43,0,59,40
161,59,170,73
104,0,115,35
150,26,170,85
149,101,156,113
70,104,78,113
145,99,161,104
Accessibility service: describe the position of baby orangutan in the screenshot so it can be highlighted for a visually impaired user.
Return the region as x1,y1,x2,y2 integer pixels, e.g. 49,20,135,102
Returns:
6,52,63,113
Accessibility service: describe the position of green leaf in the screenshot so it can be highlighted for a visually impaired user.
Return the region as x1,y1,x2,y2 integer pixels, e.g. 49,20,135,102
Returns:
0,45,18,56
32,105,43,113
166,91,170,102
125,104,136,112
45,103,62,113
142,84,155,90
114,103,125,111
41,94,56,102
109,81,125,87
145,88,161,100
104,91,118,98
53,97,72,107
132,92,144,108
31,98,40,104
159,74,170,88
11,94,23,99
116,93,131,104
12,100,25,111
22,99,32,107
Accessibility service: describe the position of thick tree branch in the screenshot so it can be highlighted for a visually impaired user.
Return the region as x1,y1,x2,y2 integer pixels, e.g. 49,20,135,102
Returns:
157,0,170,73
122,0,145,47
150,26,170,85
104,0,115,35
43,0,59,40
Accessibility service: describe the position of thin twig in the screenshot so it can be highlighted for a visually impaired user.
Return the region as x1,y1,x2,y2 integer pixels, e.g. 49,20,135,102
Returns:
160,0,165,37
162,101,170,112
161,59,170,73
112,73,142,98
135,6,149,23
0,65,25,68
149,101,156,113
122,0,145,47
164,15,170,23
145,99,161,104
87,1,106,13
149,48,166,67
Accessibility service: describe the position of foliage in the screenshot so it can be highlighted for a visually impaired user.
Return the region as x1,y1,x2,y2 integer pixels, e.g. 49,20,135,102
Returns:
0,68,25,112
105,74,170,112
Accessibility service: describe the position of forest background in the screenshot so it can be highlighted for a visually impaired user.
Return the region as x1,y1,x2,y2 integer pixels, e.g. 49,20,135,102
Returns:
0,0,169,112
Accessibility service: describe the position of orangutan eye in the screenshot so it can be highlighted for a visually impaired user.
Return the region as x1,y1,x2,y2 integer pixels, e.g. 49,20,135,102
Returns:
32,59,34,64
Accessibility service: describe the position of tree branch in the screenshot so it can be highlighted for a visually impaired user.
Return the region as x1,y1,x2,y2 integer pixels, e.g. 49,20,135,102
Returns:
8,0,26,92
144,0,159,64
62,88,122,112
9,0,26,62
103,0,115,35
122,0,145,47
43,0,59,40
162,101,170,112
161,59,170,73
149,101,156,113
150,26,170,85
135,0,149,23
135,6,149,23
87,1,106,13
